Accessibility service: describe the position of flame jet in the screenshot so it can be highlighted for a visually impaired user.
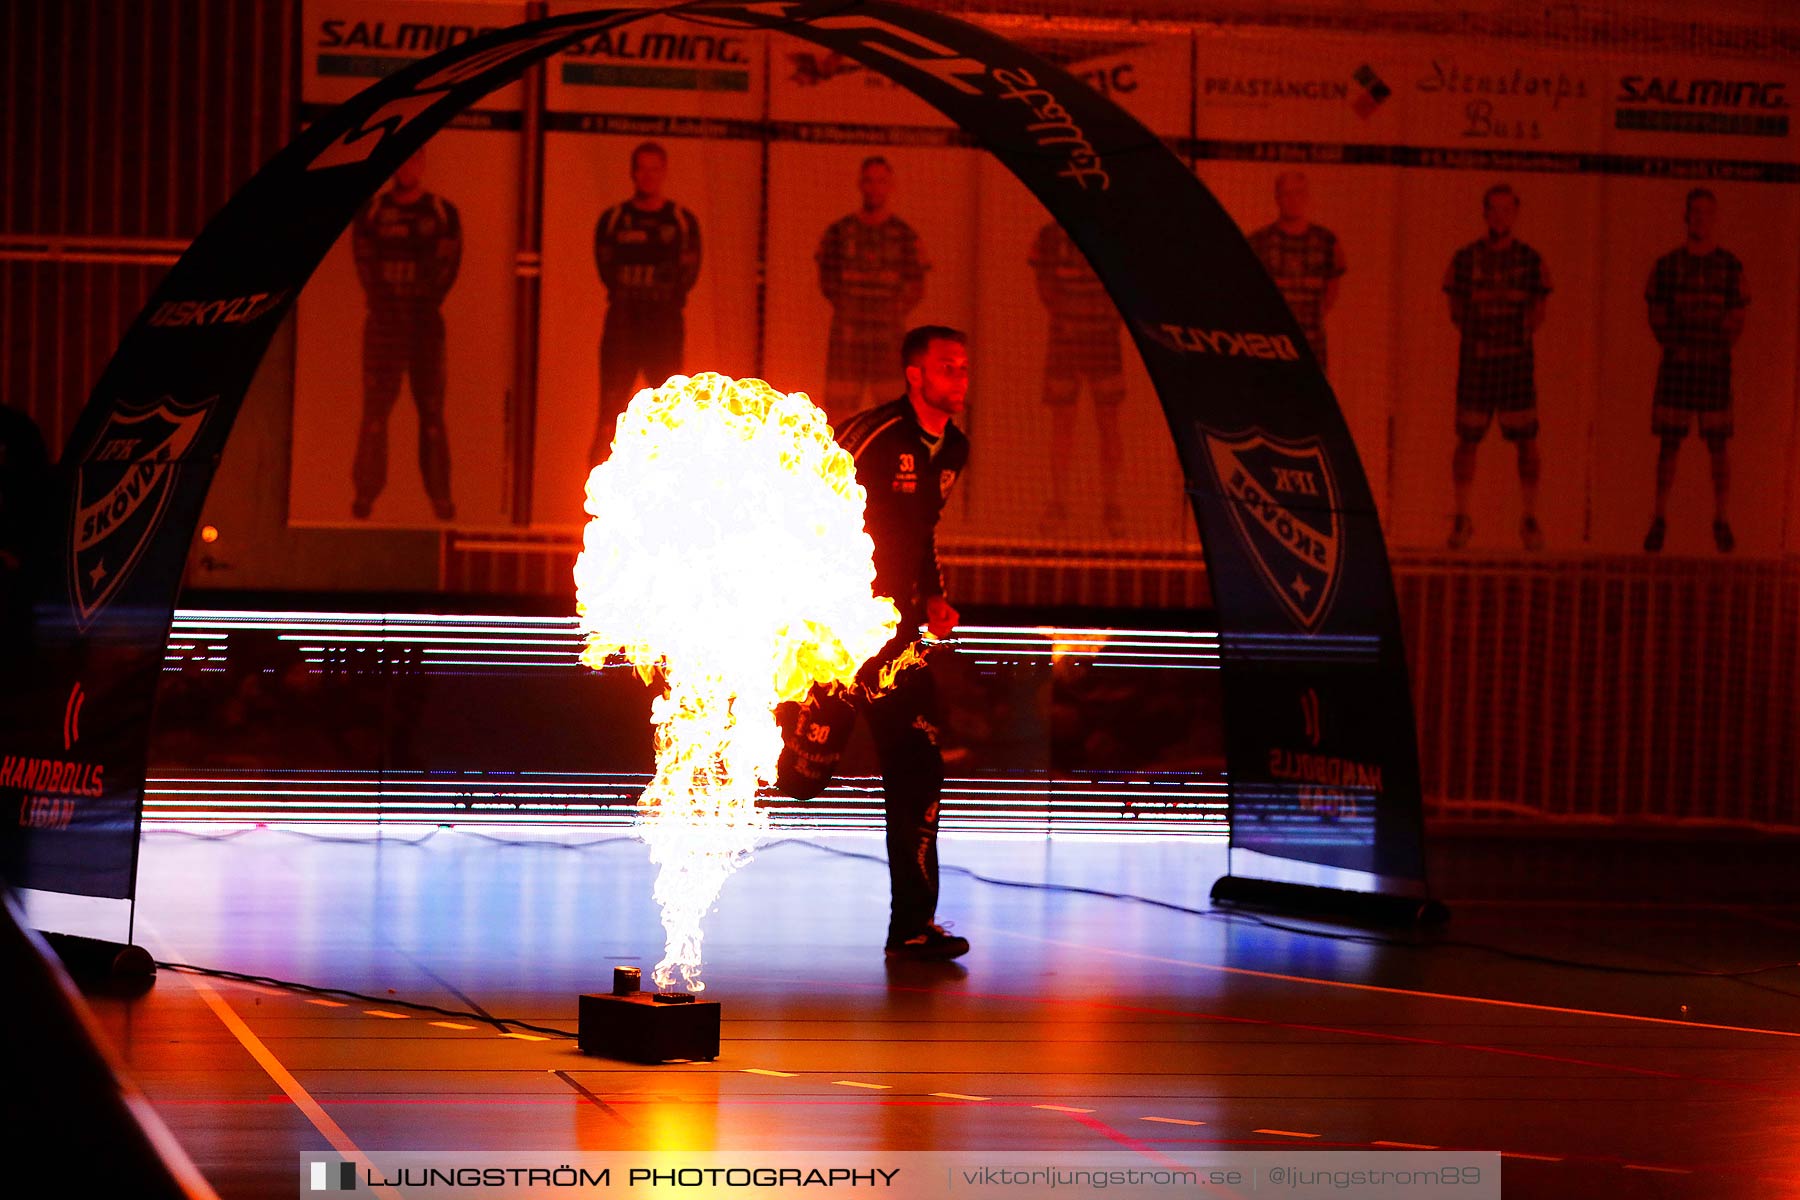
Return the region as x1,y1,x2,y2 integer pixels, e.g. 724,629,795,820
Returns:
575,373,899,992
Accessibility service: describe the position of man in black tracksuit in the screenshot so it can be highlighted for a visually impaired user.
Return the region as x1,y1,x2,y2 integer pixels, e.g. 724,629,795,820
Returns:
351,148,461,521
832,325,971,960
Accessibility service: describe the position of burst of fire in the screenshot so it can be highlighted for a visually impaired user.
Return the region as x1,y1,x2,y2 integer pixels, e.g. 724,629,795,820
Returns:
574,373,899,992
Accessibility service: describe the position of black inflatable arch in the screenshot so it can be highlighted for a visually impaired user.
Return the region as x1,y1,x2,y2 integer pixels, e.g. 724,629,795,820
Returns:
4,1,1430,909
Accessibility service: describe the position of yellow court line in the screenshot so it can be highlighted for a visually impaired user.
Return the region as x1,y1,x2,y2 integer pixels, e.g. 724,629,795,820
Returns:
1372,1141,1439,1150
1623,1164,1693,1175
1034,1104,1097,1113
1255,1129,1320,1139
1500,1152,1564,1162
931,1092,991,1101
363,1010,409,1020
306,998,347,1008
743,1068,797,1078
831,1080,891,1090
142,923,402,1200
429,1021,477,1030
1141,1117,1205,1126
986,928,1800,1040
500,1032,548,1042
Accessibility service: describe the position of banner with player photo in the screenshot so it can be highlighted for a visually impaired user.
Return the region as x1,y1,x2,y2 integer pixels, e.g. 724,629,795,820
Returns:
5,2,1433,901
969,28,1193,550
290,0,526,531
1592,62,1800,559
1381,167,1604,554
532,4,766,528
1189,30,1403,530
1188,29,1800,559
762,30,978,459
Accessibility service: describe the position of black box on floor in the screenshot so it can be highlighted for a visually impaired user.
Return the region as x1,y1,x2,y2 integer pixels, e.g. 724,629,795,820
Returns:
578,992,720,1063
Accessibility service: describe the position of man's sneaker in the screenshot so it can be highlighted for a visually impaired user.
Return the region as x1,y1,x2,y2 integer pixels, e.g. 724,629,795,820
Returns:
1643,517,1666,553
1520,515,1543,551
351,498,374,520
884,922,970,961
1447,514,1473,550
1714,520,1735,553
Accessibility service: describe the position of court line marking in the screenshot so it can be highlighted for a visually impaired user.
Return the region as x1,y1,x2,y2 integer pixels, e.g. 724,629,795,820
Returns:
1141,1117,1205,1126
932,1092,991,1101
1035,1104,1097,1113
1371,1140,1439,1149
305,998,347,1008
1255,1128,1319,1139
1624,1164,1694,1174
1070,1113,1190,1172
429,1021,476,1030
986,927,1800,1040
1500,1151,1564,1162
141,922,402,1200
831,1080,891,1090
500,1032,548,1041
364,1009,408,1020
743,1068,797,1078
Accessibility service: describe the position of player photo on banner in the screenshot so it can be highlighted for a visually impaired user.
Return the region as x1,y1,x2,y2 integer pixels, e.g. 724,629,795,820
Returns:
1591,58,1800,557
1189,32,1403,526
1384,170,1604,553
968,29,1191,548
533,10,765,529
763,143,976,445
761,31,975,456
1590,180,1799,557
1200,163,1401,527
970,163,1186,549
291,0,524,530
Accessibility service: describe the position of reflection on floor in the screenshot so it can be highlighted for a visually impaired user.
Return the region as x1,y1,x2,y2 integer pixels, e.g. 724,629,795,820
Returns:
27,824,1800,1200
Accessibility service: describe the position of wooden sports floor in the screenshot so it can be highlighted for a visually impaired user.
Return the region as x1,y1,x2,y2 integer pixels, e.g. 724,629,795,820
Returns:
26,823,1800,1199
